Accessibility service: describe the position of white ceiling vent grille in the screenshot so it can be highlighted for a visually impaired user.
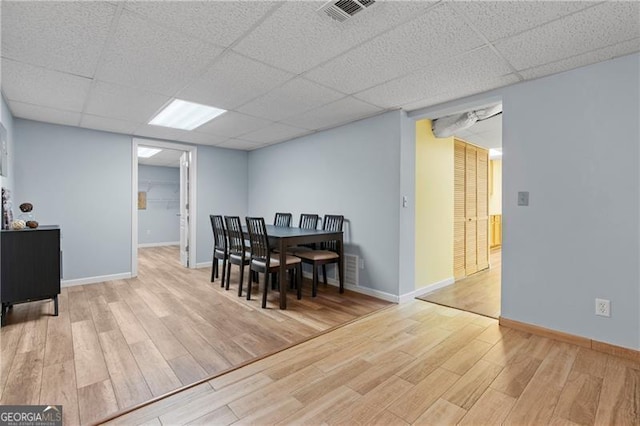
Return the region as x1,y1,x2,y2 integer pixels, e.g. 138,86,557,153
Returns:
318,0,376,23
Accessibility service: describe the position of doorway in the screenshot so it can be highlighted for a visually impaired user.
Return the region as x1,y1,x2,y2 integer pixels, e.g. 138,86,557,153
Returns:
414,106,503,318
131,138,197,277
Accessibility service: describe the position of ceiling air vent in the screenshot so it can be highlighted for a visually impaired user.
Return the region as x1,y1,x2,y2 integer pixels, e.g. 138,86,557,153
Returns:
318,0,376,23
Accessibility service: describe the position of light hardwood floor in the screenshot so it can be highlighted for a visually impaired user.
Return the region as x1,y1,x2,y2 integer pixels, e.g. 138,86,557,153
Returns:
419,248,501,318
108,299,640,426
0,246,390,425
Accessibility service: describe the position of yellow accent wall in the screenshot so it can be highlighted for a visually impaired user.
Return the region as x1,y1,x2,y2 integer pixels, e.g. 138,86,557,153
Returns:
489,159,502,215
415,120,454,289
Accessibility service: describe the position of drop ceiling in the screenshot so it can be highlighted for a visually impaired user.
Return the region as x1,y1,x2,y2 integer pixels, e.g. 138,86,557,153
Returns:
138,146,182,168
1,1,638,151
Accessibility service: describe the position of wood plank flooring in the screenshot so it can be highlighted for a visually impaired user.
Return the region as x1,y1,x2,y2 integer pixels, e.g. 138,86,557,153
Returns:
0,246,390,425
108,299,640,426
419,247,501,318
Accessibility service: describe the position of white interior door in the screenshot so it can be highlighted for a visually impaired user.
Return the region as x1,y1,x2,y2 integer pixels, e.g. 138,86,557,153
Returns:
179,152,189,267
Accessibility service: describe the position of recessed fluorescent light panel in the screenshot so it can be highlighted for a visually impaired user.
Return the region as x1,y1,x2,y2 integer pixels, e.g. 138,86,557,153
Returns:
149,99,226,131
489,148,502,159
137,147,162,158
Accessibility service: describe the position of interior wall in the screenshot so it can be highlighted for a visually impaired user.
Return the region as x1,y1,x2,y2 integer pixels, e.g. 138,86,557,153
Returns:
14,119,132,281
406,52,640,350
247,111,401,296
501,53,640,349
195,145,248,266
0,95,15,192
138,164,180,246
489,159,502,215
415,119,454,288
13,119,249,280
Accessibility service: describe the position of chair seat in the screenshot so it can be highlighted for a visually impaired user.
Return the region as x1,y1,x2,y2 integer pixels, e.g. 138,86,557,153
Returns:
296,250,339,261
252,255,301,268
230,252,250,261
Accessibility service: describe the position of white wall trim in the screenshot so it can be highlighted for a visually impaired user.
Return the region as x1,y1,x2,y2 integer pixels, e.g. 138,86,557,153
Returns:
138,241,179,248
195,261,213,269
398,277,455,304
132,138,198,277
61,272,132,288
301,270,399,303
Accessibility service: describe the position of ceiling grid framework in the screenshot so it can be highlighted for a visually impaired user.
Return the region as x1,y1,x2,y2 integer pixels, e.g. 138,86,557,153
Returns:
1,1,638,150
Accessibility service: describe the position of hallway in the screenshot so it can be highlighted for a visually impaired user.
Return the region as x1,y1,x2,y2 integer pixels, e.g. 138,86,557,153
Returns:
418,248,501,318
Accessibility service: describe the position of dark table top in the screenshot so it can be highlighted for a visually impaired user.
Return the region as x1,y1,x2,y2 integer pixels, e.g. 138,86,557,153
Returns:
264,224,342,238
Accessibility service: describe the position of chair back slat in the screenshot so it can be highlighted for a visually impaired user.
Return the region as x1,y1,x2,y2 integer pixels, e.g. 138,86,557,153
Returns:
210,215,226,252
224,216,245,256
298,214,319,230
274,212,292,227
246,217,270,262
322,215,344,252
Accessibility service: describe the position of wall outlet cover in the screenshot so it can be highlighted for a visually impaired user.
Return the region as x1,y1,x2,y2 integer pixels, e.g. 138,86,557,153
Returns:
595,298,610,317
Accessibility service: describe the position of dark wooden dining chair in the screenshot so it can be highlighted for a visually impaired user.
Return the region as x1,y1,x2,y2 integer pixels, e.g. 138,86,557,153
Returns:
224,216,250,297
288,213,319,255
273,212,292,227
296,215,344,297
209,215,228,287
245,217,302,308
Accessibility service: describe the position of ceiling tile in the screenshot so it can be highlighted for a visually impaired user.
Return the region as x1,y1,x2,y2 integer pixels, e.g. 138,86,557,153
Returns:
134,125,226,146
305,3,484,94
232,1,439,74
2,59,92,112
124,1,278,47
85,81,170,122
177,51,294,110
240,123,311,144
237,78,343,121
494,2,640,71
96,10,224,95
281,96,383,131
450,1,595,42
354,47,513,109
401,74,520,112
1,2,116,77
519,38,640,80
216,138,263,151
195,111,273,138
9,101,81,127
80,114,140,135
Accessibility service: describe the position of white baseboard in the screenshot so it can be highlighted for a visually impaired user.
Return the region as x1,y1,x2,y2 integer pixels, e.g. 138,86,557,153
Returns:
138,241,179,248
61,272,132,288
195,261,213,269
398,277,455,304
301,271,399,303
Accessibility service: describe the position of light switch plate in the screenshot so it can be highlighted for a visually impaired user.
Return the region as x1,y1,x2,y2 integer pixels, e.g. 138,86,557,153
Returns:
518,191,529,206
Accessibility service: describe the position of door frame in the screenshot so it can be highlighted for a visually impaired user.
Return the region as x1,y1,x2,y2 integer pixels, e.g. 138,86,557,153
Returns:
131,137,198,277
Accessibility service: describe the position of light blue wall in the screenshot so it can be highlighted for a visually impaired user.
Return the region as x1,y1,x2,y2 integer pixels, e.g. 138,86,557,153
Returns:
195,145,248,266
14,119,132,280
500,54,640,349
0,95,15,192
248,111,402,296
138,165,179,245
408,53,640,350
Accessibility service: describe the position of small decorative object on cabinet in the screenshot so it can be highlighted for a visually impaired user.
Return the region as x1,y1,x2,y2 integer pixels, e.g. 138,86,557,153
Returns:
0,225,61,326
18,201,38,229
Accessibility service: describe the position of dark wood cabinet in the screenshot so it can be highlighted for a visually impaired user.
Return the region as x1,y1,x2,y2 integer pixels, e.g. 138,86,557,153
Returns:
0,226,60,326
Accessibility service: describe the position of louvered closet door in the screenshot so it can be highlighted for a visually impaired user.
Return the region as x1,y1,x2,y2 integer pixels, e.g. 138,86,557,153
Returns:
453,140,466,279
476,149,489,271
465,145,478,275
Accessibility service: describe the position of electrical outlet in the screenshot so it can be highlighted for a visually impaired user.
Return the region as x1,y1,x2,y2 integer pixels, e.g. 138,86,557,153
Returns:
595,298,610,317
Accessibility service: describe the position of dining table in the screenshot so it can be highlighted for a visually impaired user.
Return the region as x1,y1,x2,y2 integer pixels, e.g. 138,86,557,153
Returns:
264,224,344,309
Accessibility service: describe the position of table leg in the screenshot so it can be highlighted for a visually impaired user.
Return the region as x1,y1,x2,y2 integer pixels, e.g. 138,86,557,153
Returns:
338,234,344,293
279,239,287,309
